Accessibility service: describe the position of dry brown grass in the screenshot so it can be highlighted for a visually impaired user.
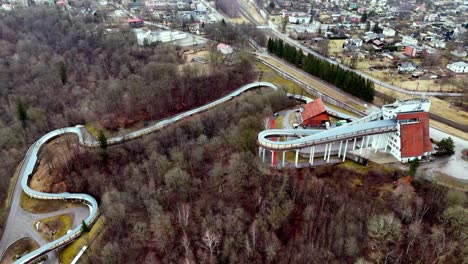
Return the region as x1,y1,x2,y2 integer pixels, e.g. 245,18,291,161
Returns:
429,120,468,141
30,136,81,193
258,55,366,110
0,238,39,264
35,213,73,242
374,84,468,128
433,172,468,192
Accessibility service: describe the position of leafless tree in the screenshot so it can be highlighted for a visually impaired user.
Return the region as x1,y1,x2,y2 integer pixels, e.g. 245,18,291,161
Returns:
177,203,191,232
215,0,240,18
202,230,221,264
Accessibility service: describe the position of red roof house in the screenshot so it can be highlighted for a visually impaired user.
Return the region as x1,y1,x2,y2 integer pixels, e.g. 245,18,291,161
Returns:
301,99,329,126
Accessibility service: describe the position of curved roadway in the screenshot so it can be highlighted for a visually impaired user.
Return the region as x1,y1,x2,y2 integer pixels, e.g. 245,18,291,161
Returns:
258,117,397,151
1,82,279,264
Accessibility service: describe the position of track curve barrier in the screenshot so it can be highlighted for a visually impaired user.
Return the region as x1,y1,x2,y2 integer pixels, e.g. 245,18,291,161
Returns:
14,82,280,264
257,111,397,151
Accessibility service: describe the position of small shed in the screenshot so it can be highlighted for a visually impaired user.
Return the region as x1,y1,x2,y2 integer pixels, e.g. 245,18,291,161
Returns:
301,99,329,126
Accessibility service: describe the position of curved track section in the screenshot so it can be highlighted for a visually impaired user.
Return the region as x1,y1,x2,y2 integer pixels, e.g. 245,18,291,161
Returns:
13,82,279,264
258,119,398,151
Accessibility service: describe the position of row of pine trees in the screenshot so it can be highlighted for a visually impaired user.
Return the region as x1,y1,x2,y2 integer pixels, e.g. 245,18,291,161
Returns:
267,38,374,102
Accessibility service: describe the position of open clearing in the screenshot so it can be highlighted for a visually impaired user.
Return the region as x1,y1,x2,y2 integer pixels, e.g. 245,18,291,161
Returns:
256,62,305,95
21,136,82,213
0,238,39,264
35,213,73,242
257,55,367,111
30,135,83,193
374,84,468,127
20,192,69,214
59,217,105,264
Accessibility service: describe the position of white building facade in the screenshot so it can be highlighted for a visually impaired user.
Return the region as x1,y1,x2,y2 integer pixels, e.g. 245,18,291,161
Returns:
447,62,468,73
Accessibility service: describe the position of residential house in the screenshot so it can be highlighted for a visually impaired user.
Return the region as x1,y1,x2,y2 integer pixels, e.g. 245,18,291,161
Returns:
431,39,446,49
364,32,379,42
451,50,467,58
402,36,418,46
424,14,440,22
422,47,437,59
289,16,311,24
347,37,363,47
412,21,425,29
398,62,416,73
217,43,233,55
447,62,468,73
405,45,422,57
134,29,187,46
383,27,396,37
372,39,385,50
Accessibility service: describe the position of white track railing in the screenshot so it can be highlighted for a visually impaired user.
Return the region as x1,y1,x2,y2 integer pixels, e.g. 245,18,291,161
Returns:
14,82,280,264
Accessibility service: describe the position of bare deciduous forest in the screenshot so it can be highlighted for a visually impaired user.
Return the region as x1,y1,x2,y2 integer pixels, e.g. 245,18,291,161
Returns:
0,7,254,233
0,7,466,264
44,90,466,264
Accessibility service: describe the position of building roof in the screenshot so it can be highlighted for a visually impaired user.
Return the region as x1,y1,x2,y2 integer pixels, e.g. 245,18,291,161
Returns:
450,61,468,67
301,99,327,120
217,43,231,49
127,18,144,23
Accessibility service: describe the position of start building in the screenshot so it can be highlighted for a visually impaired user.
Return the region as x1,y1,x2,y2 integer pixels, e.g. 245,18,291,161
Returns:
300,98,329,126
380,98,432,162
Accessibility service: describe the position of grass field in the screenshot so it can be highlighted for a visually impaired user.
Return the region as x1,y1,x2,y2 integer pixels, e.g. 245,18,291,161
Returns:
20,192,68,214
1,164,21,221
284,150,309,164
433,172,468,192
36,213,73,242
275,116,284,129
257,56,367,111
288,112,298,126
374,83,468,129
429,120,468,141
59,217,105,264
329,39,346,55
256,62,306,95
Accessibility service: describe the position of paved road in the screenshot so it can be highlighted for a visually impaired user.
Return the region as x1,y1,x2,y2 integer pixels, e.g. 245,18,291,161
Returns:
238,3,463,98
262,21,463,97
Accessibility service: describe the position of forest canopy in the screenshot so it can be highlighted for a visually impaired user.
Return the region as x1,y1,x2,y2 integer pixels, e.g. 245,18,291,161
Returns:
0,6,255,231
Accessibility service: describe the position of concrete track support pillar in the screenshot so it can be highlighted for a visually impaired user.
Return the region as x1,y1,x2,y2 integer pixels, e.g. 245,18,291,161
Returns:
343,140,348,162
324,144,328,161
295,149,299,167
327,143,333,163
310,146,315,165
375,135,380,153
262,148,266,162
385,135,391,152
360,137,364,155
282,151,286,167
366,136,371,148
353,138,357,150
338,141,342,158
